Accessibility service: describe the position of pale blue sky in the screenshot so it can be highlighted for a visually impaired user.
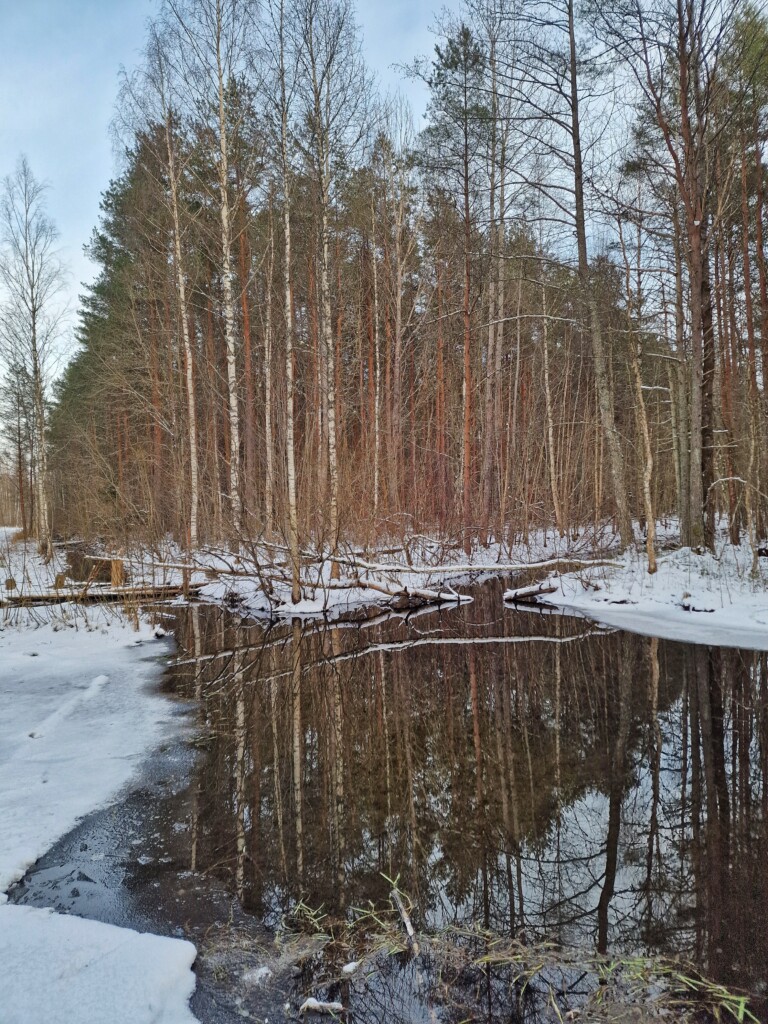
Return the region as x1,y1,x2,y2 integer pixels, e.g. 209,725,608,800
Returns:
0,0,452,315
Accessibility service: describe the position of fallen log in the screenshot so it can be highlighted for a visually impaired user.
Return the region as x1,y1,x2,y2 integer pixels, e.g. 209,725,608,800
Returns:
0,583,202,608
320,553,624,577
503,581,559,604
336,577,472,607
86,553,282,580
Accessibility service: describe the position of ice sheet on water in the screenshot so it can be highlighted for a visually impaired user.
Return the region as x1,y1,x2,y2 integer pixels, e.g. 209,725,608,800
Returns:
0,596,199,1022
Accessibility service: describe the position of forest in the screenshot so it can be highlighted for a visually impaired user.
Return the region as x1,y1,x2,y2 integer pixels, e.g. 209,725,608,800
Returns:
2,0,768,598
3,4,768,1018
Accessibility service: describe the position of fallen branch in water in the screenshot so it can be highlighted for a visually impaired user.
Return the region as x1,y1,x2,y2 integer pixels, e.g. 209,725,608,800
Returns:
391,888,420,956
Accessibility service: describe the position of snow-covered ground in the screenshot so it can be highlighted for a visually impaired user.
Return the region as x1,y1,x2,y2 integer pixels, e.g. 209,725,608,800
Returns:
0,525,71,598
507,539,768,651
7,520,766,649
0,532,198,1024
1,906,196,1024
0,523,598,617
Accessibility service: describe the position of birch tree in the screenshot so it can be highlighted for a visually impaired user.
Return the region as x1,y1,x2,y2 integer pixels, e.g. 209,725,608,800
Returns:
165,0,259,545
0,158,67,560
262,0,302,600
296,0,371,571
119,26,203,549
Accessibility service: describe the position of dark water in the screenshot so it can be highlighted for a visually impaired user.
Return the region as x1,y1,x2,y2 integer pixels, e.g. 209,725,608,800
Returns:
164,579,767,1008
12,580,768,1021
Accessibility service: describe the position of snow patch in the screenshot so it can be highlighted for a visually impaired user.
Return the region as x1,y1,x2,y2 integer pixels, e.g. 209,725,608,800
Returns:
507,540,768,650
0,904,197,1024
0,615,181,892
299,997,345,1014
0,574,199,1022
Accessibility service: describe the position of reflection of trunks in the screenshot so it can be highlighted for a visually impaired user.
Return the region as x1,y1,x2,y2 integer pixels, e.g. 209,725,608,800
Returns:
160,582,765,1015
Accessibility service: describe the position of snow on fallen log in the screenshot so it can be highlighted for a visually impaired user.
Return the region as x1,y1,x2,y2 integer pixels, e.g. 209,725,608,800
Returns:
342,577,472,605
322,553,624,577
0,582,203,608
503,581,558,603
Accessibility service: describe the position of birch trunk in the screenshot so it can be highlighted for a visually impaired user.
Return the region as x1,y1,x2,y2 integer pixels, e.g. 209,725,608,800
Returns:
278,0,301,602
215,6,243,543
164,111,200,549
672,208,691,544
319,197,340,572
371,198,381,521
264,204,275,536
541,275,564,538
31,343,52,561
304,8,341,573
619,216,656,572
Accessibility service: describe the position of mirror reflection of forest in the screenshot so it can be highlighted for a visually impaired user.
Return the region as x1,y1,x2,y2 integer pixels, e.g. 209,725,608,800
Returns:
167,580,768,1002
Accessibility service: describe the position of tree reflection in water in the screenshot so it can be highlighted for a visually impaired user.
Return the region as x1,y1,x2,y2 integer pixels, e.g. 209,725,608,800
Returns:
166,579,768,1007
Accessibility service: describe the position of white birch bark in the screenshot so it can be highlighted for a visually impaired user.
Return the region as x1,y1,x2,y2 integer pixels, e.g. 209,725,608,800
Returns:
214,10,243,542
541,274,564,538
163,109,200,549
264,205,275,536
276,0,302,601
371,196,381,521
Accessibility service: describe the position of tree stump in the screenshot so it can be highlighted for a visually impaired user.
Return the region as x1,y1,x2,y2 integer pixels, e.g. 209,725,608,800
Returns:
110,559,125,588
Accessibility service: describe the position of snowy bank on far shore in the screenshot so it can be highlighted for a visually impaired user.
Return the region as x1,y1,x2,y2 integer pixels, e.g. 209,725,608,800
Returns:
0,602,199,1024
10,521,768,651
506,540,768,651
187,530,603,618
1,523,601,619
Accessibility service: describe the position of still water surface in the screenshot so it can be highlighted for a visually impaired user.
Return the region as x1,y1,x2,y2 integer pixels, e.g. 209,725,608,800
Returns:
166,579,768,1007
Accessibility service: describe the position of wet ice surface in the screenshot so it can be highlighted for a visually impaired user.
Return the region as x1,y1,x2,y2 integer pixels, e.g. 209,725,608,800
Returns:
9,735,295,1024
0,607,204,1024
